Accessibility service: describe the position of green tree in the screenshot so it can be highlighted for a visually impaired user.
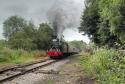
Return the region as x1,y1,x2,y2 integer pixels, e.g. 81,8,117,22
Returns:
34,23,53,50
8,31,35,50
69,40,86,51
3,16,37,50
79,0,101,45
23,21,36,37
79,0,125,48
3,16,27,39
0,40,7,49
3,16,53,50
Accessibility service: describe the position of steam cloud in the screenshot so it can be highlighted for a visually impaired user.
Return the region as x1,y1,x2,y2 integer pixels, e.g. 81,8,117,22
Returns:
47,0,83,39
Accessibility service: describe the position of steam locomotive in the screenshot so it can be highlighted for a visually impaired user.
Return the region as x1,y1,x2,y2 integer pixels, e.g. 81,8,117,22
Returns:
47,36,79,59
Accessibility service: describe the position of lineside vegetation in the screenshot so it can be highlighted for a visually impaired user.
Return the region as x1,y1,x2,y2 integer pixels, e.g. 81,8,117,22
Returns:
80,49,125,83
79,0,125,83
0,16,52,66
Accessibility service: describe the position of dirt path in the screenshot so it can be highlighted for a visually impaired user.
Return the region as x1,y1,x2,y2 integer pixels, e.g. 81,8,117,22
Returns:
34,55,95,84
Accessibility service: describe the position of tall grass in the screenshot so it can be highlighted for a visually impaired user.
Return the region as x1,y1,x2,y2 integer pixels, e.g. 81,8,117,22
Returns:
0,48,35,64
80,49,125,84
0,40,47,68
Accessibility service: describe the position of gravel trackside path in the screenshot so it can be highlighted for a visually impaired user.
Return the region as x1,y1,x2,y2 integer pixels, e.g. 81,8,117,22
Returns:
3,58,70,84
3,55,95,84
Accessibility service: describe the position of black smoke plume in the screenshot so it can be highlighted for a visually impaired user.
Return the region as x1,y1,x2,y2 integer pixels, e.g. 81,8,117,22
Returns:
47,0,83,39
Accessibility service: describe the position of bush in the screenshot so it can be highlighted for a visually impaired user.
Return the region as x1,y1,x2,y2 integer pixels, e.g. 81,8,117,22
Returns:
80,49,125,84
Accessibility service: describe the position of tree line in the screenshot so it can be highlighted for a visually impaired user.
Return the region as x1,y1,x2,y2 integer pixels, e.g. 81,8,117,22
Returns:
79,0,125,48
3,16,53,50
68,40,86,51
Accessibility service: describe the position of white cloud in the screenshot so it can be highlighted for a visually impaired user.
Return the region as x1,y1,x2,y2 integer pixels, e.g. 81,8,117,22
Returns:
63,29,90,44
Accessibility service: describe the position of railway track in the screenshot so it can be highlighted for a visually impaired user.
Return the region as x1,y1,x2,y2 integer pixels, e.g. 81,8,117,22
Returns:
0,58,50,74
0,58,57,83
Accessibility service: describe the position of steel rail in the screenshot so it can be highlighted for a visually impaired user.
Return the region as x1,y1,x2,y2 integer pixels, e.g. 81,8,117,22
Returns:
0,59,57,83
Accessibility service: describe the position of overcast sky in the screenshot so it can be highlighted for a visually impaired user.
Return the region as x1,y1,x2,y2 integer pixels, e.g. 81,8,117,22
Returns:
0,0,90,43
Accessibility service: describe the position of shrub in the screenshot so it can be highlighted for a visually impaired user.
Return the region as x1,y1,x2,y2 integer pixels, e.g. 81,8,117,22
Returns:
80,49,125,84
